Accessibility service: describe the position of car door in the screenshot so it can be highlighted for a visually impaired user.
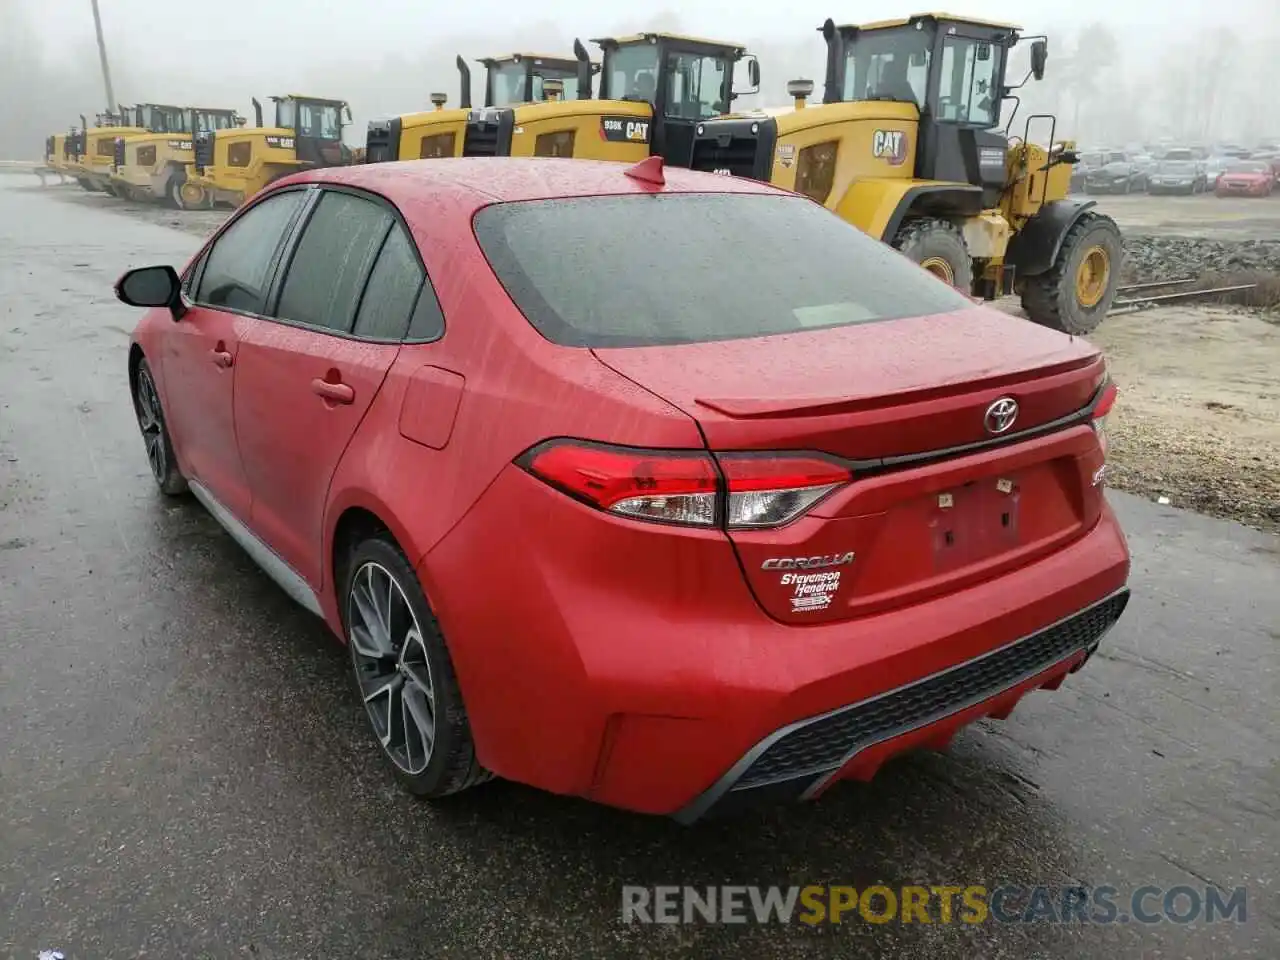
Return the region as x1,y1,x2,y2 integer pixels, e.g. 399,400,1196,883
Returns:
164,187,310,522
232,187,410,589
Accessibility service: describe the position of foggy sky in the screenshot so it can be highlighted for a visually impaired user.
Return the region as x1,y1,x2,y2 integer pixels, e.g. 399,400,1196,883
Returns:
4,0,1278,158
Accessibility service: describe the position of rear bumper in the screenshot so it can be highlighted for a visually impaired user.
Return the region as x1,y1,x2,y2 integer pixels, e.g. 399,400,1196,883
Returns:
674,587,1127,822
426,467,1132,817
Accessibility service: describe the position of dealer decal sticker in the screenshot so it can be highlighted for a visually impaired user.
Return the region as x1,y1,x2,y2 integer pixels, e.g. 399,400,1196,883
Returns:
782,571,842,613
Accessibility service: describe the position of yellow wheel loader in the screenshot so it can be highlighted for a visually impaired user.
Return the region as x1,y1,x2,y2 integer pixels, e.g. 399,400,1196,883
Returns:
182,95,354,209
364,50,600,163
44,134,68,176
66,111,146,194
110,104,241,206
688,13,1122,335
449,33,760,164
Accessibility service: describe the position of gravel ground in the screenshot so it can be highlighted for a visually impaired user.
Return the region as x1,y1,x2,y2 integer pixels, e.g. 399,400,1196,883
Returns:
1092,306,1280,534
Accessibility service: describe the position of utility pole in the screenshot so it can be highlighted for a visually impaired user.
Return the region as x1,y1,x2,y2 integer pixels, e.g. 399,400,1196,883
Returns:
89,0,117,115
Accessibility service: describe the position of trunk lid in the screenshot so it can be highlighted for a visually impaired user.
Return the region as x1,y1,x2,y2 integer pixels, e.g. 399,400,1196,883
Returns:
592,306,1109,624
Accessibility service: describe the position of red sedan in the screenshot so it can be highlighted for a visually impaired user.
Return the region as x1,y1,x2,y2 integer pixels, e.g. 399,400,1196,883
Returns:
115,157,1131,820
1215,161,1274,197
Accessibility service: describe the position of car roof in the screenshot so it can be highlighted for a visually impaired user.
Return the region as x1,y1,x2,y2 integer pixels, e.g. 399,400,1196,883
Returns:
285,157,786,210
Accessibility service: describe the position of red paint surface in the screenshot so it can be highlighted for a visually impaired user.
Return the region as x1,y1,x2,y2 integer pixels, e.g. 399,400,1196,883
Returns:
130,158,1131,816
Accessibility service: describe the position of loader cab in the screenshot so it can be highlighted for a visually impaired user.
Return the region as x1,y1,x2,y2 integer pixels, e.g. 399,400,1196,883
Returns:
823,14,1035,205
272,95,353,166
482,54,586,105
128,103,189,133
190,108,240,133
594,33,759,164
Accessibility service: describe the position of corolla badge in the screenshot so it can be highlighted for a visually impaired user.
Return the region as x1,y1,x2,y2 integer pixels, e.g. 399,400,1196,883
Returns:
761,552,855,571
984,397,1019,435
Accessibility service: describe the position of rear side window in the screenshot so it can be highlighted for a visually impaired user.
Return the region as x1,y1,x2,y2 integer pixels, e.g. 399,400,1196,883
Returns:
276,191,393,333
352,225,424,340
195,189,308,314
473,193,975,347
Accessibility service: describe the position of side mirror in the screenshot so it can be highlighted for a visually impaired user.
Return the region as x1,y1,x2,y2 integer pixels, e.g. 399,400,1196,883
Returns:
115,265,185,319
1030,40,1047,81
345,103,353,122
747,56,761,91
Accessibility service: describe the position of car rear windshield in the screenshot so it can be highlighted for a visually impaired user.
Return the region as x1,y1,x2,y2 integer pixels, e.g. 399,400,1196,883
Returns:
472,193,975,348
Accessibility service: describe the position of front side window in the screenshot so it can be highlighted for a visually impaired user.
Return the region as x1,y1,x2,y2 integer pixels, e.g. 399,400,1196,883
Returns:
936,37,1003,125
195,190,308,314
664,52,730,120
490,63,528,106
605,43,661,104
275,191,393,333
531,68,579,102
843,28,931,107
195,111,236,132
275,99,297,130
475,193,974,348
296,103,341,139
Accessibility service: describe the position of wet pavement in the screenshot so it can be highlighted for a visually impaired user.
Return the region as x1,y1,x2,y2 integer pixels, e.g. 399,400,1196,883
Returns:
1,178,1277,959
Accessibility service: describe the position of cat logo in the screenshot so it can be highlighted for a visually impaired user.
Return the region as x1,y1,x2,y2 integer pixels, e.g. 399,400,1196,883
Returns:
264,136,296,150
712,167,733,176
600,117,651,144
872,129,908,166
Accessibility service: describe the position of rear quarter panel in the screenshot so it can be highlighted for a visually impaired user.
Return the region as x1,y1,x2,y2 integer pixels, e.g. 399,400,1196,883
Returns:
319,185,705,629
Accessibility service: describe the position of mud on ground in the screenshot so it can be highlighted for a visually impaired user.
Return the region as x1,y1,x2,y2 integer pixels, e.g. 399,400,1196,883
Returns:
1093,306,1280,533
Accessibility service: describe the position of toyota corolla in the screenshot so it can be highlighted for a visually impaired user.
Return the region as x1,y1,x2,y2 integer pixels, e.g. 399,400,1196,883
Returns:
116,156,1131,820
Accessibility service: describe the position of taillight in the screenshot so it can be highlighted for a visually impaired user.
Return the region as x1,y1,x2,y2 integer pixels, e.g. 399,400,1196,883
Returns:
1091,378,1118,459
517,440,851,529
717,453,851,528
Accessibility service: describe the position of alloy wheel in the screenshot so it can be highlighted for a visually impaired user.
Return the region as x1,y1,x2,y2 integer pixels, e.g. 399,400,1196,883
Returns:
133,367,167,483
348,561,437,775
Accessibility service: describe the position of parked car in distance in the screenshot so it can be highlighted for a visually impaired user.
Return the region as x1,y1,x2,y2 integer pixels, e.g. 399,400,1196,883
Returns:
1146,149,1208,195
1131,153,1157,179
1251,151,1280,183
1215,160,1275,197
1085,151,1146,194
1204,155,1235,189
114,156,1131,820
1070,151,1107,193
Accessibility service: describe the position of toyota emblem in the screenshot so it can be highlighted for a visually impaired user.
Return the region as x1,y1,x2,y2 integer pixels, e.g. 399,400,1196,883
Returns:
984,397,1019,435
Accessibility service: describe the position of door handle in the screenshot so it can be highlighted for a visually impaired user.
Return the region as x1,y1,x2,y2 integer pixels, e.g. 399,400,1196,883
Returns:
311,378,355,404
210,349,233,368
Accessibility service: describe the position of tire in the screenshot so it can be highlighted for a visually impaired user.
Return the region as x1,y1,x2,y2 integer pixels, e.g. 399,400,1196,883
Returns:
131,358,187,496
891,217,973,292
1018,212,1122,336
343,535,490,799
176,179,212,211
164,171,184,209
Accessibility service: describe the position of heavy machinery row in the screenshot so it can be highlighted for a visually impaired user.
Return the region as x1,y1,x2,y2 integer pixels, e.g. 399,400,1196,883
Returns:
42,13,1125,333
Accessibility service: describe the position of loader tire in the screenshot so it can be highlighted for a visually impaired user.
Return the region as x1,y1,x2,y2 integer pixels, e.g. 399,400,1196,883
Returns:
1019,212,1122,336
892,218,973,292
164,171,184,209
